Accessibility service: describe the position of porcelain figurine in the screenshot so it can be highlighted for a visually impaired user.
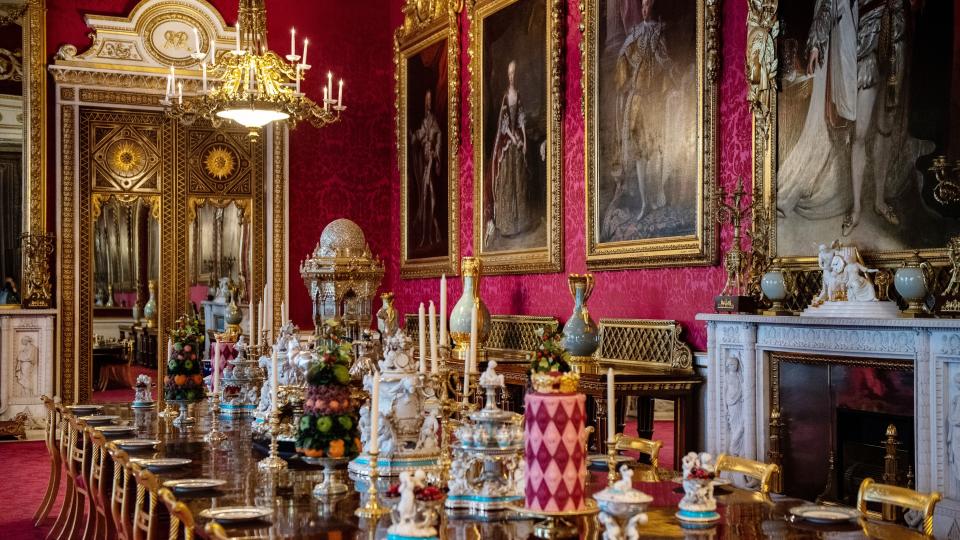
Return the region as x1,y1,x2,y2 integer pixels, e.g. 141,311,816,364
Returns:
349,329,441,477
219,336,265,417
387,470,439,539
803,243,899,318
132,373,154,406
677,452,720,528
377,292,400,338
449,257,490,358
562,274,599,365
594,465,652,540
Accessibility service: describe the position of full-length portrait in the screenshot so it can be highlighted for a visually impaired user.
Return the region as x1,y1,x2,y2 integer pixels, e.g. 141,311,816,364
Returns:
398,2,460,278
584,0,718,269
471,0,563,275
765,0,960,260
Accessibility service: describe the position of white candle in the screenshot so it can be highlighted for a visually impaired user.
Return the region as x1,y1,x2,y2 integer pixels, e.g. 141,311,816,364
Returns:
369,373,380,454
167,338,173,364
323,87,329,110
327,71,332,99
213,342,221,395
167,66,174,97
235,21,241,52
337,79,343,107
607,368,615,442
177,82,183,105
290,28,296,57
302,38,309,66
210,41,216,65
280,301,286,325
193,27,201,55
461,362,470,405
201,62,207,92
440,274,447,346
270,350,279,413
257,300,263,344
295,64,301,94
418,303,427,374
469,302,479,373
429,301,438,374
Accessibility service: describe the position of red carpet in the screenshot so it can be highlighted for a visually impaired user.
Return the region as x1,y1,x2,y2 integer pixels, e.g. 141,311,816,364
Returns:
624,420,675,471
92,365,157,403
0,441,63,539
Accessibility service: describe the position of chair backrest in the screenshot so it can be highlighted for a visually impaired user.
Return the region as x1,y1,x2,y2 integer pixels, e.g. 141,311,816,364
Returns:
132,464,161,540
614,434,662,469
41,395,58,457
66,415,91,486
108,445,134,540
714,454,780,495
158,488,195,540
56,403,72,469
87,427,113,507
857,477,942,535
594,319,693,372
203,521,229,540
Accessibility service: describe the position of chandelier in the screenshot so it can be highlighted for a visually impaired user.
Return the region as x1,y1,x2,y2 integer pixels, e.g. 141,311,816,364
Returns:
161,0,344,139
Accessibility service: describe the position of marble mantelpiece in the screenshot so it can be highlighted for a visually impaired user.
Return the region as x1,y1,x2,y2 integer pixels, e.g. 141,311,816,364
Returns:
697,313,960,536
0,309,56,429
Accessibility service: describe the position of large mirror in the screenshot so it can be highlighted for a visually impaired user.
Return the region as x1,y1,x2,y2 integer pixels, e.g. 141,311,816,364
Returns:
0,2,26,307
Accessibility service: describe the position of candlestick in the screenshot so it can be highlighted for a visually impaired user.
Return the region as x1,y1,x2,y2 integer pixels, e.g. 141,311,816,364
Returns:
354,450,388,518
290,28,296,57
258,409,288,471
440,274,447,346
295,64,301,94
337,79,343,107
193,27,201,55
204,393,228,444
418,303,427,374
369,372,381,454
607,368,615,442
429,301,438,373
177,82,183,105
302,38,309,66
271,350,279,413
235,21,241,52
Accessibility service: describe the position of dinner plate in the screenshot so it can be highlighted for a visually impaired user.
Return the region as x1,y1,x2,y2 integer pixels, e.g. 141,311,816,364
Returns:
67,404,103,415
95,425,137,436
79,415,119,425
163,478,227,492
789,504,859,524
199,506,272,523
113,439,160,451
131,458,192,470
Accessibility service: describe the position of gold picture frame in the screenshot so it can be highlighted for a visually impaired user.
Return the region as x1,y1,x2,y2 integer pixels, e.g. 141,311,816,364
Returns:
469,0,564,275
583,0,719,270
397,0,461,279
749,0,960,270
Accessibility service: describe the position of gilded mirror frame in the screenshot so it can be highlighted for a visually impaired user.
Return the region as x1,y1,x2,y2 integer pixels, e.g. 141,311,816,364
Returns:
468,0,564,276
397,0,461,279
748,0,958,271
582,0,720,270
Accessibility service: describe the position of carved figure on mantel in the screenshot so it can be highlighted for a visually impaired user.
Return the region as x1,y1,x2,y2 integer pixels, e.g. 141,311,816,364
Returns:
805,243,897,317
814,243,836,305
842,251,879,302
15,336,38,397
724,353,744,457
215,277,231,302
948,371,960,495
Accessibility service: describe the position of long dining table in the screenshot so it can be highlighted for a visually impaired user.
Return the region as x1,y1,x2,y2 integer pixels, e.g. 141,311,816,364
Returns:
85,402,929,539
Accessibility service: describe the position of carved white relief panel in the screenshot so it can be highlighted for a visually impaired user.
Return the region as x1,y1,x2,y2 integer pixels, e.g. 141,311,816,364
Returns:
0,314,55,423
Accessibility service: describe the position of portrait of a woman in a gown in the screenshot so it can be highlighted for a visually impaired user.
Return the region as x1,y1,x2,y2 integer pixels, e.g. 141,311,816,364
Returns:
773,0,959,256
487,60,532,242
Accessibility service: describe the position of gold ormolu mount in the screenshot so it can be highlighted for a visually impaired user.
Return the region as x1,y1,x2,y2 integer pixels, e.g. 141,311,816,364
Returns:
715,176,758,313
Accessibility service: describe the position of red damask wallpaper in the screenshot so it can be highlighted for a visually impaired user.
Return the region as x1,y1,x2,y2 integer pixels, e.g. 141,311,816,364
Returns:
385,0,752,350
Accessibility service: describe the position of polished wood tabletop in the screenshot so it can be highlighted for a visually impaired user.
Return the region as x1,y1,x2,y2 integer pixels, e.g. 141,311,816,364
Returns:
95,402,927,539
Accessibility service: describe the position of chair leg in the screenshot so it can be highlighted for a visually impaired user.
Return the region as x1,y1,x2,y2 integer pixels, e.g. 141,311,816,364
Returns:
81,492,97,540
34,457,62,525
60,490,79,540
47,476,74,540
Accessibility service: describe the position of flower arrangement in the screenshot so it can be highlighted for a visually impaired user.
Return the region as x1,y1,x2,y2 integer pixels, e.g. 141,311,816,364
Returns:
296,338,361,459
528,327,578,393
164,315,207,402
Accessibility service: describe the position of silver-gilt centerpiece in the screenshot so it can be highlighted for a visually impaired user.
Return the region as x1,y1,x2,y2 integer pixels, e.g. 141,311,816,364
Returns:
446,361,524,515
219,336,265,417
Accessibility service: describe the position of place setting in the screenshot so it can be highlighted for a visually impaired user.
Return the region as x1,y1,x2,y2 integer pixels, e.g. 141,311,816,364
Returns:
130,457,193,472
112,438,162,452
784,504,862,532
78,414,120,426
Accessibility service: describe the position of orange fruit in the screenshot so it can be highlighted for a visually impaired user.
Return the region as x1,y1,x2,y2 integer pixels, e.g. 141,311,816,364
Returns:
328,439,345,458
174,375,187,385
192,374,203,385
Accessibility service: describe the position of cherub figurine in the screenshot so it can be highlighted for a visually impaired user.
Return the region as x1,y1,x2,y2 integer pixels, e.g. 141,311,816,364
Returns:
479,360,504,388
612,464,634,492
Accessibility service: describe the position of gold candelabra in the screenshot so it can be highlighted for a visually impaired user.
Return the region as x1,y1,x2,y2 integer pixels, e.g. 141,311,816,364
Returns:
204,394,228,445
354,450,388,519
257,409,288,471
607,438,619,486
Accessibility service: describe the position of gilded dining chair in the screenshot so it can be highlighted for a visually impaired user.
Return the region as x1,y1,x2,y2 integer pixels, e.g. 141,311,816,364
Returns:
203,521,229,540
857,477,942,536
158,488,195,540
614,433,664,482
131,464,162,540
33,396,62,526
47,404,75,540
85,428,115,540
714,454,781,495
51,413,92,540
108,445,135,540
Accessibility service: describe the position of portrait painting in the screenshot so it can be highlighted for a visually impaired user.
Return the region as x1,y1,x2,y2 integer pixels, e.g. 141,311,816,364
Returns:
471,0,563,275
761,0,960,262
398,5,460,278
584,0,718,270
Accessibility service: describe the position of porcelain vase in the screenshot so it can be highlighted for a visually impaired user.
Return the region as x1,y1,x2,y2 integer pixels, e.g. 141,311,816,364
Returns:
449,257,490,358
143,280,158,328
894,252,932,317
561,274,599,365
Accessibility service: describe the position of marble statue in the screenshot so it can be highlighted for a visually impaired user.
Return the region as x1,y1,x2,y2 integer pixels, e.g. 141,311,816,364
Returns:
724,353,744,457
14,336,37,396
804,243,897,318
949,372,960,493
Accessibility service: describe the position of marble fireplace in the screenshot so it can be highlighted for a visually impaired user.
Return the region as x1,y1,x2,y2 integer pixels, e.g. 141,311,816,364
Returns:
698,314,960,536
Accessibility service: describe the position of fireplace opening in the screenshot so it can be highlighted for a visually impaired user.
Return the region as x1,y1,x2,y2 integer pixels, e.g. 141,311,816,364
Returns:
835,408,914,505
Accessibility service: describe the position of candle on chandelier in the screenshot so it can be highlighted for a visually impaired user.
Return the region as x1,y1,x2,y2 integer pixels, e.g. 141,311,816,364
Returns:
323,87,329,110
166,66,174,98
607,368,615,442
418,303,426,374
295,65,301,94
235,21,241,52
337,79,343,107
257,300,263,345
210,41,216,65
177,81,183,105
270,349,279,414
302,38,309,66
440,274,447,346
369,372,381,454
429,301,438,374
327,71,333,100
290,28,296,57
193,27,201,55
